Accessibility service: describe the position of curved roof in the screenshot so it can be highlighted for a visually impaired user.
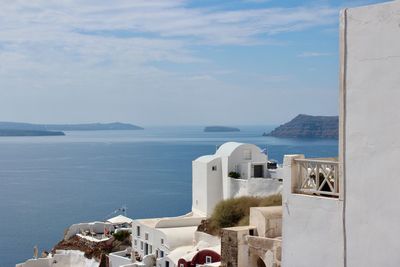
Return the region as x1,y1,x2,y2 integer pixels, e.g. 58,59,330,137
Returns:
181,245,221,261
158,226,198,250
194,155,220,163
166,245,194,264
215,142,244,157
216,142,262,157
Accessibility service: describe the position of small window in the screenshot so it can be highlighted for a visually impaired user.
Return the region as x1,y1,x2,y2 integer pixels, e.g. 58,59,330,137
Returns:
206,256,212,263
211,165,217,171
243,149,252,160
160,250,164,258
145,233,149,240
149,245,153,254
134,239,137,247
161,238,164,245
140,241,144,251
249,229,255,236
136,226,141,237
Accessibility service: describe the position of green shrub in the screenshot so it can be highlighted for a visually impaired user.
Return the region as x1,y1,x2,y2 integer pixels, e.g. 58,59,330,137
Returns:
207,194,282,235
113,230,131,241
228,171,241,178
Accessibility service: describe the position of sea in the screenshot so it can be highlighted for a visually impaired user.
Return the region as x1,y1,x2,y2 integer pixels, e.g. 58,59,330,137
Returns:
0,126,338,267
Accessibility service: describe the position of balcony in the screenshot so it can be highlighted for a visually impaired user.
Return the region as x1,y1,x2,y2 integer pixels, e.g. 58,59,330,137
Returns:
294,158,339,198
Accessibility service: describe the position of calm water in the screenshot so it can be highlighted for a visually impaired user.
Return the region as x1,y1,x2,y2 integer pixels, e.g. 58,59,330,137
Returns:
0,126,338,267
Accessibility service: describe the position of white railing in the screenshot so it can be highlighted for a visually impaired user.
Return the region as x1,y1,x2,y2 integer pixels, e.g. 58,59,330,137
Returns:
294,158,339,197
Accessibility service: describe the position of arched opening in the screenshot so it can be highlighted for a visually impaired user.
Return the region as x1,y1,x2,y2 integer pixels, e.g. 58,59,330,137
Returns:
257,257,266,267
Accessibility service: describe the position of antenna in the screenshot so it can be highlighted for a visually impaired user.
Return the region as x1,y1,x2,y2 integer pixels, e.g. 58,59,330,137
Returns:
104,205,128,220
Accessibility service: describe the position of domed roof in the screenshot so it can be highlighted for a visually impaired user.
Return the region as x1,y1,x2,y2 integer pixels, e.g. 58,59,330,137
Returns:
215,142,244,157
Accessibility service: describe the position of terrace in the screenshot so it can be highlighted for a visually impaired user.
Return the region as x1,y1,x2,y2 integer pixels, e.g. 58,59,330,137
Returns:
293,158,339,198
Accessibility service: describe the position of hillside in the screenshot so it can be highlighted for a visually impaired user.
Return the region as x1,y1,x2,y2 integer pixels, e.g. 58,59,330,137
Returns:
0,129,65,136
0,122,143,131
264,114,338,139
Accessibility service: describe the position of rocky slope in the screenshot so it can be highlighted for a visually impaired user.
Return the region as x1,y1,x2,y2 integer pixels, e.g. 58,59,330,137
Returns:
264,114,338,139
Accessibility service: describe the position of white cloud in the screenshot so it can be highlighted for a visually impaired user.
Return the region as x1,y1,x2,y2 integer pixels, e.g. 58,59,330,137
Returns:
0,0,342,124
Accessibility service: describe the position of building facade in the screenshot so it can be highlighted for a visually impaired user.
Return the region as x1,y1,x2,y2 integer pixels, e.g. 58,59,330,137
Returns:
192,142,283,217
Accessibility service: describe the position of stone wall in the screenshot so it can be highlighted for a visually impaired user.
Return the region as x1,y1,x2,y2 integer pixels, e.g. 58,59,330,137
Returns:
220,229,239,267
248,236,281,267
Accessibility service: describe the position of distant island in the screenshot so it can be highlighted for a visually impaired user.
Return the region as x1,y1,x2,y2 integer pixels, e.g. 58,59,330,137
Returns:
0,122,143,131
204,126,240,132
264,114,338,139
0,122,143,136
0,129,65,137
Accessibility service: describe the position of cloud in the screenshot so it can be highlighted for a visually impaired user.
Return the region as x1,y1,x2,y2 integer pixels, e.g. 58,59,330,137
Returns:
297,52,333,58
0,0,344,124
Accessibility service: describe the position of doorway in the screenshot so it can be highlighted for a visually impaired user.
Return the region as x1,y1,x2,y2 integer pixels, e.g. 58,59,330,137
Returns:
257,257,266,267
253,165,264,178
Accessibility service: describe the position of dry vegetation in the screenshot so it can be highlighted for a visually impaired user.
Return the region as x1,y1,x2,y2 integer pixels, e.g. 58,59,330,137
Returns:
199,194,282,235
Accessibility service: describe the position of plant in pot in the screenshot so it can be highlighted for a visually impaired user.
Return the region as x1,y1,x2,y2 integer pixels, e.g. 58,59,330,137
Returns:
228,171,241,179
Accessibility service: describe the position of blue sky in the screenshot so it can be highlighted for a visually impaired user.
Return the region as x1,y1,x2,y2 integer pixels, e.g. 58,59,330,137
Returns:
0,0,389,126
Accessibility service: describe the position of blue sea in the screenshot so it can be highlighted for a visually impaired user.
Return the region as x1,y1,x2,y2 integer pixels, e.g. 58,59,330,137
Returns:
0,126,338,267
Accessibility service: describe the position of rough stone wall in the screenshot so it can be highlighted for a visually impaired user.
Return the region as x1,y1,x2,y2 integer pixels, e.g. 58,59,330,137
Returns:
248,236,281,267
220,229,239,267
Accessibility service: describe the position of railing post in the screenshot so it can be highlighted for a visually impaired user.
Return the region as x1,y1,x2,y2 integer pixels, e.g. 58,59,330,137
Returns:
283,155,305,197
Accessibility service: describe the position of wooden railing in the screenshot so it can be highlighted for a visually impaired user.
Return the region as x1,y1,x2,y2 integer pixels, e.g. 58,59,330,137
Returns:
294,158,339,197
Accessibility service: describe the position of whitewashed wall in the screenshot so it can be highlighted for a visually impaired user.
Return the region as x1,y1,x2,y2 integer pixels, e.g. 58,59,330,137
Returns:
229,178,282,198
281,155,343,267
342,2,400,266
16,250,98,267
192,157,223,217
109,251,132,267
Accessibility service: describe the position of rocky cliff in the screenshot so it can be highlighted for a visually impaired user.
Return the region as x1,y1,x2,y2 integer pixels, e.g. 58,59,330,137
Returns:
264,114,338,139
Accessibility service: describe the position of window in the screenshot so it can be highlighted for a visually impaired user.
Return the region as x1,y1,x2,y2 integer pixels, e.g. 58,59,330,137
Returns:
249,229,255,236
211,165,217,171
145,233,149,240
180,264,184,267
136,226,141,237
140,241,144,251
160,250,164,258
206,256,212,263
243,149,252,160
156,249,159,258
161,238,164,245
149,245,153,254
134,239,137,247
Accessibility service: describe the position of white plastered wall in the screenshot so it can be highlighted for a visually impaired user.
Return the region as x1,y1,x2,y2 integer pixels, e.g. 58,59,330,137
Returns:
192,157,222,217
281,155,343,267
342,2,400,266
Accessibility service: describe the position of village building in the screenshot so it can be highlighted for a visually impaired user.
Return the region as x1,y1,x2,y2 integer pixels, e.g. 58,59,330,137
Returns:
219,2,400,267
125,142,283,267
18,1,400,267
192,142,283,217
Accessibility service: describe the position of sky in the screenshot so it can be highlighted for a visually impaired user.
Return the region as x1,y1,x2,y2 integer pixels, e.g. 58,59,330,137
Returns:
0,0,390,126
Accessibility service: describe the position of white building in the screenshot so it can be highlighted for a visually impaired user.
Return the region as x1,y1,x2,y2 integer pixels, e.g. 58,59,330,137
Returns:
127,142,283,267
16,250,99,267
131,213,203,266
281,1,400,267
192,142,283,217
